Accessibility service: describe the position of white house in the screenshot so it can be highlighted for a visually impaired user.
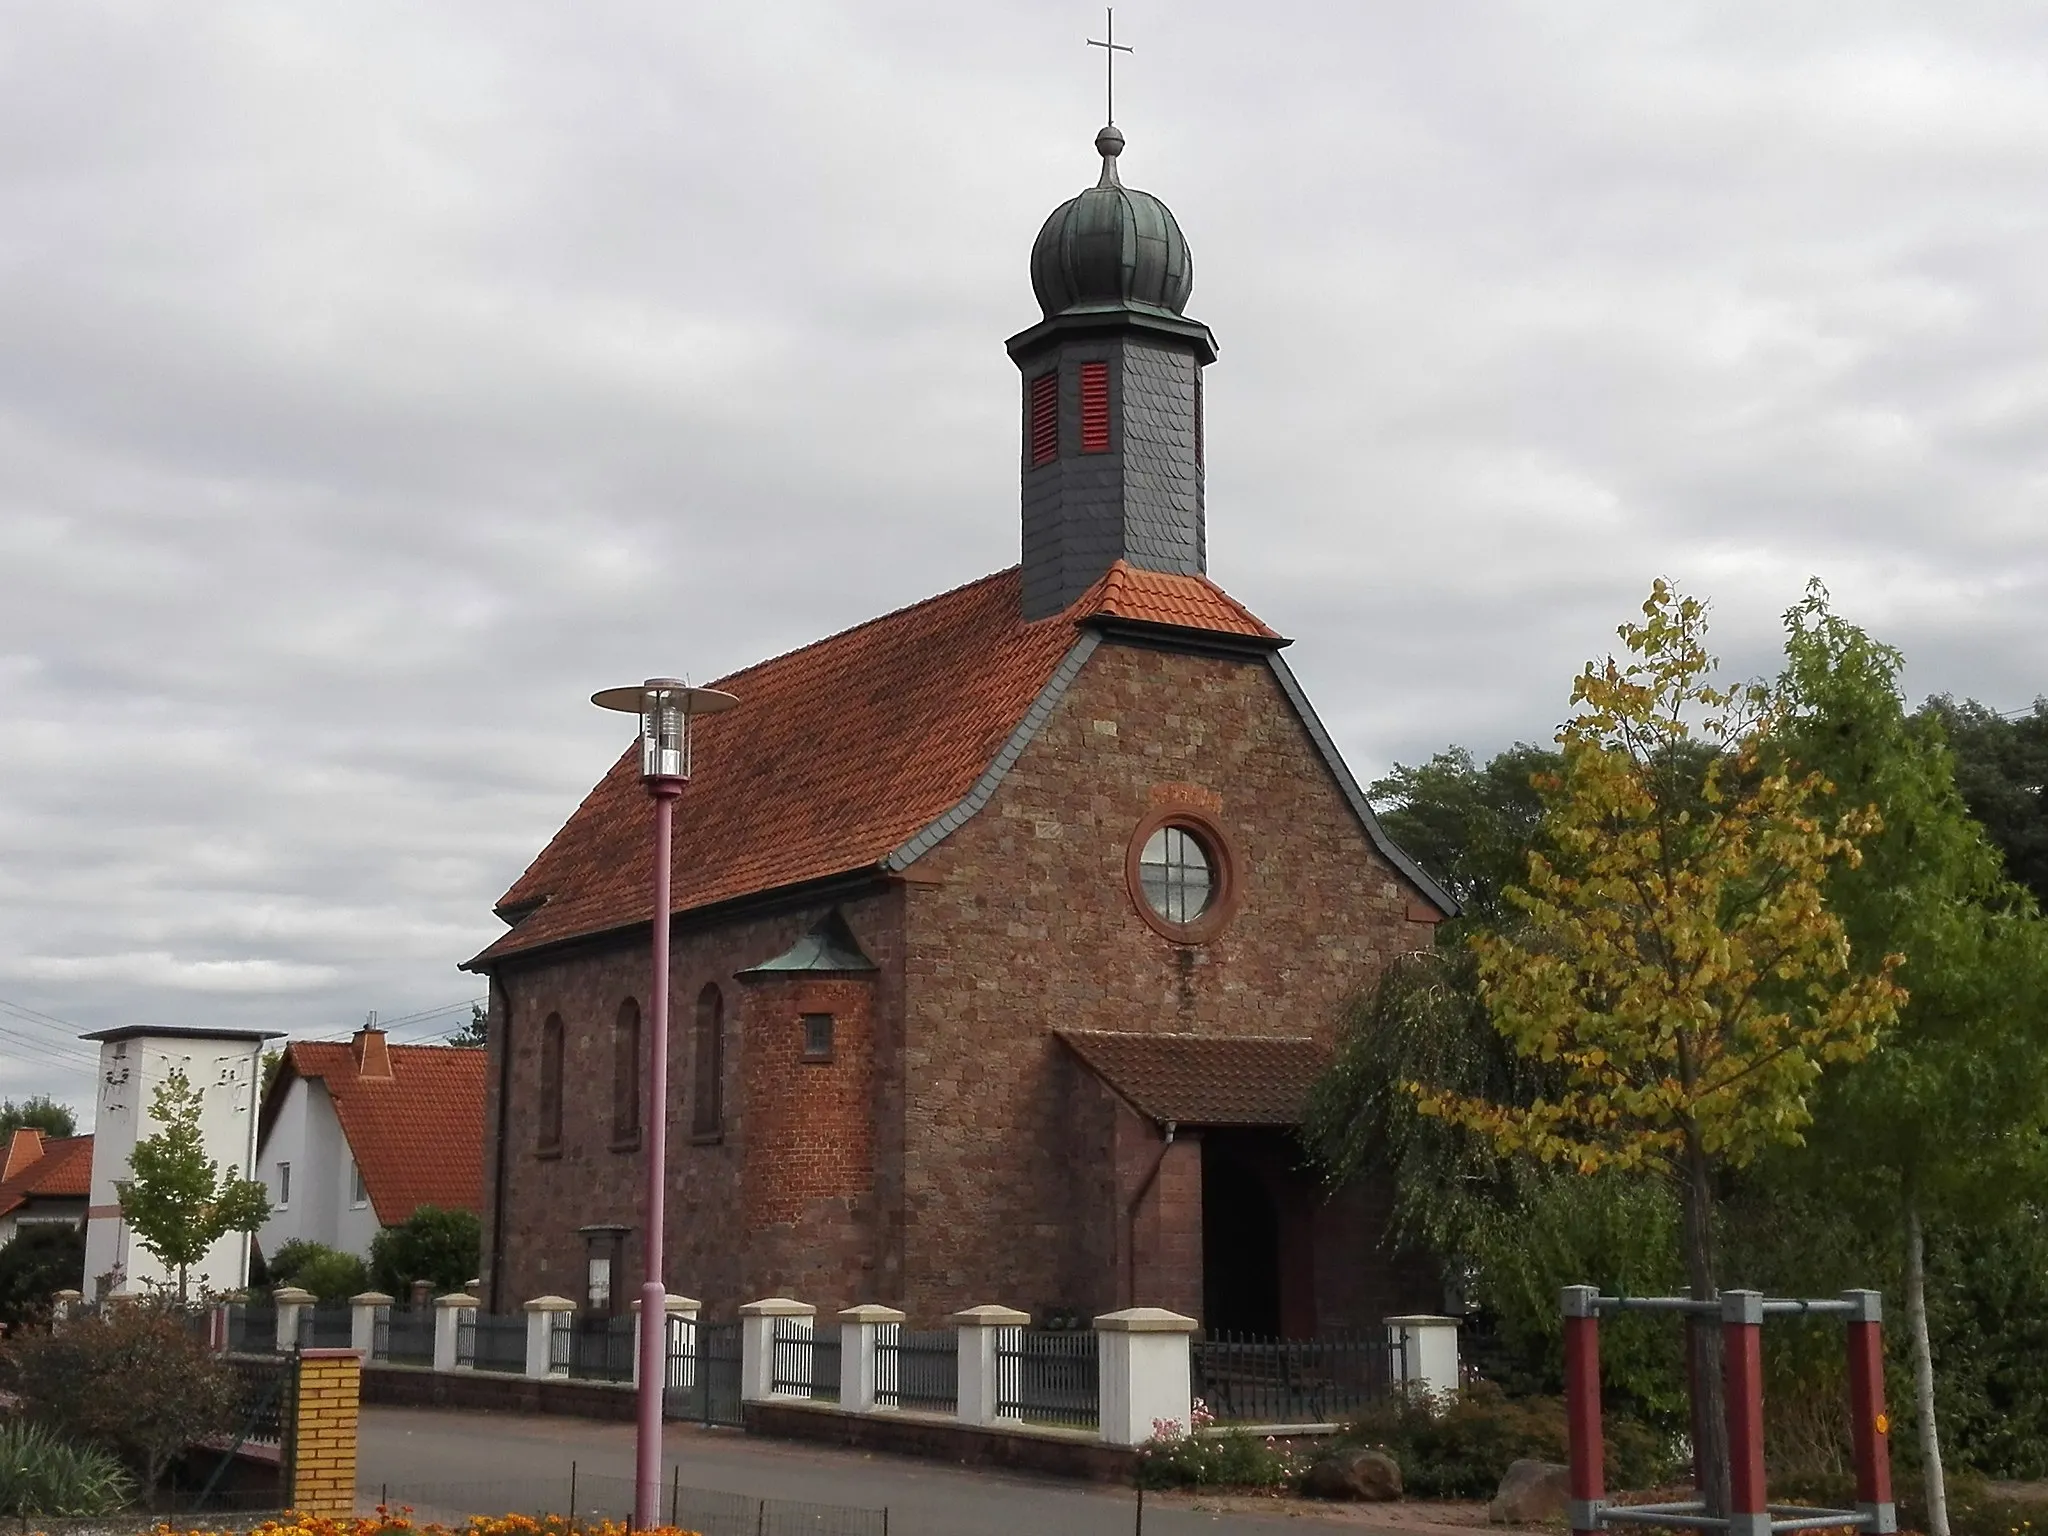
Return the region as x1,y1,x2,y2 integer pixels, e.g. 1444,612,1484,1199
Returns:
81,1025,277,1298
254,1026,486,1263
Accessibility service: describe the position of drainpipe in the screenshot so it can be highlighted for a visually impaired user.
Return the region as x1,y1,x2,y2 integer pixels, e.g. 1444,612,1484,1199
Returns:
1124,1120,1177,1309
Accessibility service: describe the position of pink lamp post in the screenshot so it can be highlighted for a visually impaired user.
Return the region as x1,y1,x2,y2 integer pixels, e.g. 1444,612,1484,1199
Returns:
592,677,737,1532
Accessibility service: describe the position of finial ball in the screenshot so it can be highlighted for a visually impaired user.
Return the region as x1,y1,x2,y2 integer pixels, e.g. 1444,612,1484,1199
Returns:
1095,124,1126,159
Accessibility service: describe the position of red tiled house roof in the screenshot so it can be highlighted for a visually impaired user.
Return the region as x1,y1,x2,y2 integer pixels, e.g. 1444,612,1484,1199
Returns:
0,1132,93,1218
469,561,1290,966
262,1041,487,1226
1055,1030,1328,1126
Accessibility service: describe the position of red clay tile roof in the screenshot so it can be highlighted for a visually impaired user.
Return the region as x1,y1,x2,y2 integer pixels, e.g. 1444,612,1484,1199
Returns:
0,1134,92,1218
1057,1029,1328,1126
473,562,1280,966
268,1041,487,1225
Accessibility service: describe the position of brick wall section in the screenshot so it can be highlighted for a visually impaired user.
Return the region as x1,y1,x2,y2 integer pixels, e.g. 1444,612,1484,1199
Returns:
480,887,903,1317
900,638,1440,1326
290,1349,361,1519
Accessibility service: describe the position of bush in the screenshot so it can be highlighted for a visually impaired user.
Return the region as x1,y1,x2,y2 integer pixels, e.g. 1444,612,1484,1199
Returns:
1135,1403,1306,1489
370,1205,480,1298
0,1418,134,1516
267,1240,369,1301
1342,1381,1675,1497
0,1222,85,1328
0,1298,238,1491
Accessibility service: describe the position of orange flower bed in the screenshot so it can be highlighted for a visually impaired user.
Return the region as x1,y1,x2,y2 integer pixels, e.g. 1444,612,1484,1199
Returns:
143,1511,702,1536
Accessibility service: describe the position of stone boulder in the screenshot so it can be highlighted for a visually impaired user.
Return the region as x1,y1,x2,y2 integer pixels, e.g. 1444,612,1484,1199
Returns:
1489,1459,1571,1524
1302,1447,1404,1502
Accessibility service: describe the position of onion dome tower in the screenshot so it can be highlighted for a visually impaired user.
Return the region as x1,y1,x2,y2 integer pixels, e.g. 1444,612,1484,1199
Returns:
1008,126,1219,620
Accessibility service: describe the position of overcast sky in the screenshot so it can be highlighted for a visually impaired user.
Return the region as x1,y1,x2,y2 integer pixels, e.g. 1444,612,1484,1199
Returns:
5,2,2045,1121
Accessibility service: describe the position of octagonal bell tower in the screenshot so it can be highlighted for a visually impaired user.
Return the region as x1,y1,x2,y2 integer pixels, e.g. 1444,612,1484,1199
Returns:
1008,126,1219,621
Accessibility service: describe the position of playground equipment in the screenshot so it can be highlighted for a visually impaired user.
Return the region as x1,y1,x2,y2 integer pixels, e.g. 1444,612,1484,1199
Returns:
1563,1286,1895,1536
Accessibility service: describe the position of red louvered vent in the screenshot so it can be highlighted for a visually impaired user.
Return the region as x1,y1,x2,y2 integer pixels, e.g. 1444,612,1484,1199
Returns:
1080,362,1111,453
1029,371,1059,466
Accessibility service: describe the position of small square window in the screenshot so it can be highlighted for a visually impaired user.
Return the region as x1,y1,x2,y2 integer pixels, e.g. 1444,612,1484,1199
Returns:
801,1013,834,1063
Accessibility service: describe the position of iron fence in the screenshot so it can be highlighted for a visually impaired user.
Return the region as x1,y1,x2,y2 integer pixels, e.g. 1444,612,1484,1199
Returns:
226,1303,278,1354
456,1312,529,1373
375,1306,435,1366
566,1313,635,1382
297,1301,353,1350
1191,1328,1404,1423
812,1329,842,1403
994,1326,1098,1429
664,1318,743,1427
369,1472,886,1536
874,1324,957,1414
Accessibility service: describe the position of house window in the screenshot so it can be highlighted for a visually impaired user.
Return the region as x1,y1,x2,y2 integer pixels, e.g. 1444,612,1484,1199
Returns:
351,1161,368,1208
276,1162,291,1208
612,998,641,1148
538,1013,565,1154
691,984,724,1140
1080,361,1111,453
801,1013,834,1063
587,1256,611,1311
1140,824,1214,923
1028,370,1059,465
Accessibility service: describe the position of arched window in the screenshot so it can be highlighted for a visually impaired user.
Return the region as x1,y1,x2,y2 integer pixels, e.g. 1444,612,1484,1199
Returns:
538,1013,565,1154
691,984,724,1139
612,998,641,1147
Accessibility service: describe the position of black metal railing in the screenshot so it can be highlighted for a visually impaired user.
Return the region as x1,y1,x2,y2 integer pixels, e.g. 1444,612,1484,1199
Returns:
296,1301,352,1350
376,1306,435,1366
995,1326,1098,1429
567,1314,636,1382
224,1355,292,1446
812,1329,842,1403
1191,1329,1404,1423
769,1317,815,1396
456,1312,529,1373
227,1303,278,1354
874,1324,957,1414
664,1318,743,1427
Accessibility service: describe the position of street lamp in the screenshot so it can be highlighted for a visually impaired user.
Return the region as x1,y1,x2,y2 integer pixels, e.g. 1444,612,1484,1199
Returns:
591,677,737,1531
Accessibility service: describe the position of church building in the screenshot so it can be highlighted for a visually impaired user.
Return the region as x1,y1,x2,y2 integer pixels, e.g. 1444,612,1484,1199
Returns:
467,125,1456,1337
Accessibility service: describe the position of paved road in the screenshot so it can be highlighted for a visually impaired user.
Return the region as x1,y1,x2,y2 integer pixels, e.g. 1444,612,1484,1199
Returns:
357,1405,1348,1536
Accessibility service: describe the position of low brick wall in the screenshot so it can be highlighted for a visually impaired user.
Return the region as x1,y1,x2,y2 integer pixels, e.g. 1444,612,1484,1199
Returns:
362,1364,637,1421
741,1399,1137,1483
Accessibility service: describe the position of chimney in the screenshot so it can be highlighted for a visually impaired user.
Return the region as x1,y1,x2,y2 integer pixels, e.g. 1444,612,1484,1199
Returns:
2,1127,44,1181
351,1023,393,1081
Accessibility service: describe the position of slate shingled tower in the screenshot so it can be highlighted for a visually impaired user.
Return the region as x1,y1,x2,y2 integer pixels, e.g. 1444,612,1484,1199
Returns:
1010,126,1219,620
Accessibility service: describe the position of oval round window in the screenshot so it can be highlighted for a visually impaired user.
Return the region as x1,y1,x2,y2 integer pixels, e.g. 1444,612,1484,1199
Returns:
1138,825,1215,924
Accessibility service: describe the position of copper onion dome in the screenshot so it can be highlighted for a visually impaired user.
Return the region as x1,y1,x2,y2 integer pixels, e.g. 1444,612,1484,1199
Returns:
1029,126,1194,319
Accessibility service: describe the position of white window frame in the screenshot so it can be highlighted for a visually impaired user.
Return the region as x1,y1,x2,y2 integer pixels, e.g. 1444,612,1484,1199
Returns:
276,1161,292,1209
350,1159,369,1209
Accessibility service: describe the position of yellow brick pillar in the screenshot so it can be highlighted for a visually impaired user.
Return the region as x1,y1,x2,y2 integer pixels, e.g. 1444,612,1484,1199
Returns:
290,1348,362,1518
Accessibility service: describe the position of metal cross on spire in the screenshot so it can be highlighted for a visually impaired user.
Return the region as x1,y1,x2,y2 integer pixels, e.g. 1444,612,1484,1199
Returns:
1087,7,1133,125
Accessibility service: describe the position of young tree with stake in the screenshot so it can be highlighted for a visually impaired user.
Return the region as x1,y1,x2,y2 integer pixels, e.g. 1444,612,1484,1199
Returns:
1415,580,1905,1514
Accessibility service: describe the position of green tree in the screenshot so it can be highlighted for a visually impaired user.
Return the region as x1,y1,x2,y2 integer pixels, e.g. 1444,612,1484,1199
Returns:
1419,580,1905,1512
114,1069,271,1300
0,1223,85,1328
370,1204,481,1297
0,1097,77,1138
448,1001,488,1049
264,1239,368,1301
1921,696,2048,909
1370,744,1562,929
1773,587,2048,1534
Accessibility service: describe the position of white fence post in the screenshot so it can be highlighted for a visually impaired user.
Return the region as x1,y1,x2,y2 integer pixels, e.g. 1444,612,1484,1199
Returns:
837,1304,904,1414
350,1290,393,1357
1094,1307,1196,1447
738,1297,814,1402
953,1305,1029,1426
51,1289,82,1328
433,1291,476,1373
1384,1314,1461,1398
523,1295,575,1379
630,1293,698,1388
271,1286,314,1354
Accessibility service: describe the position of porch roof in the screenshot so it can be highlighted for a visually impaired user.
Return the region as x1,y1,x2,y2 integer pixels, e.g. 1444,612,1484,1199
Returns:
1055,1029,1326,1128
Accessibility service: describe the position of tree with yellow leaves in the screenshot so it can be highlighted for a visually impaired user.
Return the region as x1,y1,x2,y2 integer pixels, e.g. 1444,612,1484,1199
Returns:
1416,580,1904,1511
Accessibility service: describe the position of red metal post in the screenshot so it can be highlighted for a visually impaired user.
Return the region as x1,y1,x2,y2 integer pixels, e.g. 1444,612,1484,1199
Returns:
1721,1291,1768,1536
1562,1286,1605,1536
1844,1290,1896,1533
635,780,682,1531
